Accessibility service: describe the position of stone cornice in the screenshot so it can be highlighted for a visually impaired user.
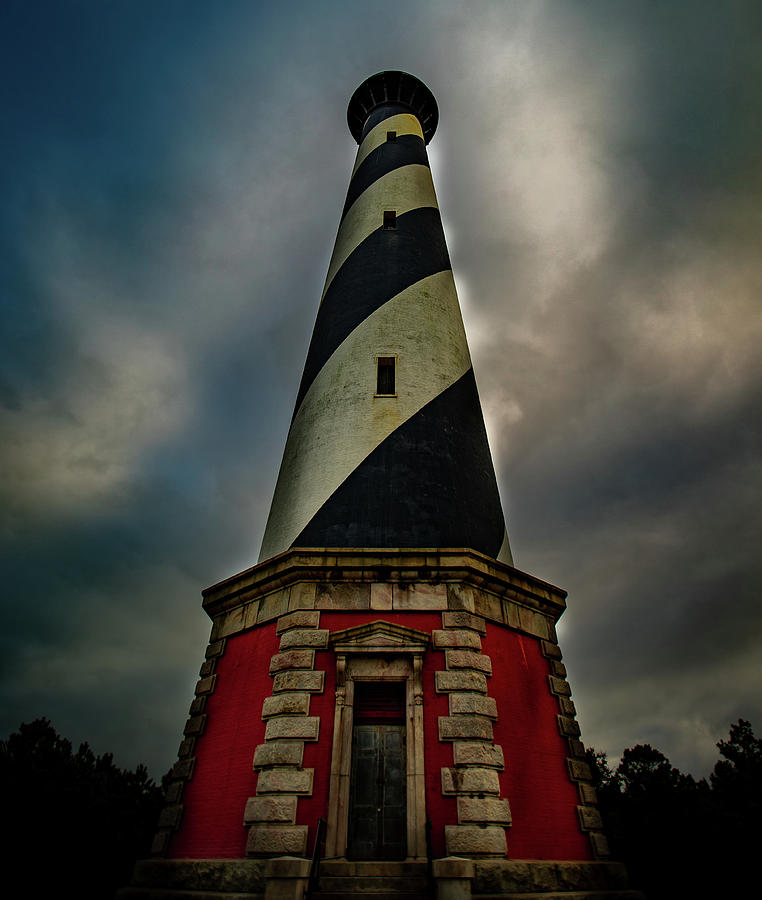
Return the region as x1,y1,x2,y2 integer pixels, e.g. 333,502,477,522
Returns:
201,548,567,623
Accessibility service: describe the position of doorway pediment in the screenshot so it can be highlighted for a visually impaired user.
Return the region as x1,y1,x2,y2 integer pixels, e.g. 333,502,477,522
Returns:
329,620,430,655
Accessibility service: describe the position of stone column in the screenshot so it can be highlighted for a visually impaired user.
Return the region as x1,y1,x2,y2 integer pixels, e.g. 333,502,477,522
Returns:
432,857,475,900
263,856,311,900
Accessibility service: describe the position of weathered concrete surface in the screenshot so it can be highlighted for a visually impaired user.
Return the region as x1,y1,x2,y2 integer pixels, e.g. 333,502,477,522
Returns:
472,859,634,894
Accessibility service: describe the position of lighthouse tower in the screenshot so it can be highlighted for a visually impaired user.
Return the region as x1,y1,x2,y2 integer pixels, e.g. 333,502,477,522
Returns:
125,73,641,900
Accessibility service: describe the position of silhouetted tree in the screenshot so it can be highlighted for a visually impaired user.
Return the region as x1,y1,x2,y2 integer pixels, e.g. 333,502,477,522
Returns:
588,721,760,899
0,718,165,899
709,719,762,875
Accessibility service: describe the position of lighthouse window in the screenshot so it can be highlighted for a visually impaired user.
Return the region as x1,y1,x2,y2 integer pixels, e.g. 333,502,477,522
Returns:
383,210,397,230
376,357,396,395
386,130,397,142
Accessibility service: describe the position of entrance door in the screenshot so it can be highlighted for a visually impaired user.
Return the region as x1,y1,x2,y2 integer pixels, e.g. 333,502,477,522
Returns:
347,683,406,859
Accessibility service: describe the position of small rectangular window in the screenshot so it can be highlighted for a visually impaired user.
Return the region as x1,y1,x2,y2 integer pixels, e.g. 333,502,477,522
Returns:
376,357,396,395
383,210,396,230
386,130,397,142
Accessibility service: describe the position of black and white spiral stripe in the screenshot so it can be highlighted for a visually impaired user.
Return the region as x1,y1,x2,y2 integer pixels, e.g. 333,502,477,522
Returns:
259,99,511,565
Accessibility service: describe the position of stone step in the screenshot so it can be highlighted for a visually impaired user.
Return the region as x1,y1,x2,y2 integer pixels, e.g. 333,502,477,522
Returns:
311,894,426,900
116,890,263,900
319,861,428,878
318,875,429,892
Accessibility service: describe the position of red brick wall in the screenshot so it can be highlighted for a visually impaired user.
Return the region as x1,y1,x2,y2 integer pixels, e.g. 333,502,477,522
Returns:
169,621,279,858
484,623,591,859
168,609,589,861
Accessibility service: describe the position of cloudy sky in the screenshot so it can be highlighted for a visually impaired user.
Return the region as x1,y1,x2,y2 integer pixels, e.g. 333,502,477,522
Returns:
2,0,760,780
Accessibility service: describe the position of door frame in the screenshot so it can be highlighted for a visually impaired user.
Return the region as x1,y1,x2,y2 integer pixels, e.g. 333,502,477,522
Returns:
325,621,429,860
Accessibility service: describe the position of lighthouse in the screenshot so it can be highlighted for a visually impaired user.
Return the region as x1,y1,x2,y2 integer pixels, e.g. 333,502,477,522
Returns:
124,72,640,900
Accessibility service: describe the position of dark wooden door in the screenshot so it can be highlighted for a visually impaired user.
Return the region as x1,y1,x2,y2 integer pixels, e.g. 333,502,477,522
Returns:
348,723,406,859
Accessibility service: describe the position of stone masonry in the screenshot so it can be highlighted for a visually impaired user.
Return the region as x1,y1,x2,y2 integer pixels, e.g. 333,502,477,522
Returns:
151,637,227,856
245,609,327,857
541,639,610,859
434,610,511,857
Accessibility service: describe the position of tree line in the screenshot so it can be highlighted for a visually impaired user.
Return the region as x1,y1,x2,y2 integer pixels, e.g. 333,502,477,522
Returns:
587,719,760,898
0,718,165,899
1,716,759,897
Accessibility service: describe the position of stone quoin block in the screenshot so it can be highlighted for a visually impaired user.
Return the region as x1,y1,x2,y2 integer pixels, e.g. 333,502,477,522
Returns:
438,715,493,742
269,649,315,674
548,675,572,696
171,757,195,780
445,649,493,675
264,716,320,742
541,639,563,659
198,659,215,678
550,659,567,678
177,738,195,759
449,692,498,718
246,825,308,857
568,737,587,758
457,796,512,825
205,639,226,659
158,805,183,829
577,806,604,831
558,715,581,737
435,670,488,694
445,825,507,857
272,670,325,693
441,767,501,795
559,697,577,717
256,767,314,795
183,715,207,737
261,692,311,719
188,696,206,717
195,675,217,695
164,782,183,804
243,795,298,825
567,759,592,782
276,610,321,633
432,629,482,650
253,741,304,769
278,628,330,650
452,742,505,769
578,783,598,805
441,610,487,633
589,832,611,858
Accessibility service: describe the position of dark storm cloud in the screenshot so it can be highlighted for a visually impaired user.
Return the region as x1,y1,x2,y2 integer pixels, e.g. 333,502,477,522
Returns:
1,0,759,777
436,1,762,773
